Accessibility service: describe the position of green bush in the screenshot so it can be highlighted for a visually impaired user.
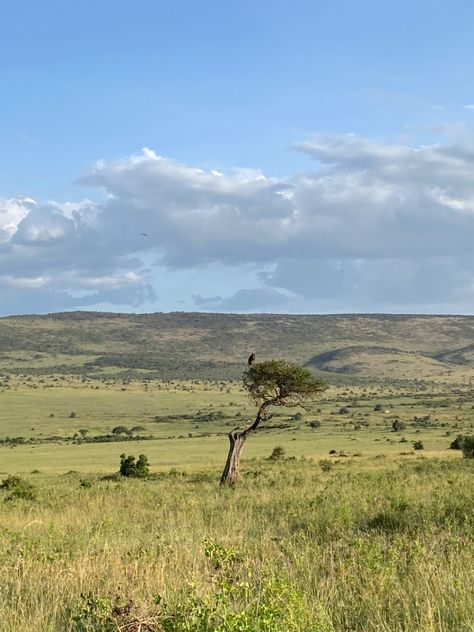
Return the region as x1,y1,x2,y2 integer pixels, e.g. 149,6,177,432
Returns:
392,419,406,432
458,435,474,458
450,435,465,450
119,454,150,478
0,475,37,501
268,446,286,461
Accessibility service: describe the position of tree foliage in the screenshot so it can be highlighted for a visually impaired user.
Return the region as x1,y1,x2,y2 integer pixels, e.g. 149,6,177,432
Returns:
242,360,327,411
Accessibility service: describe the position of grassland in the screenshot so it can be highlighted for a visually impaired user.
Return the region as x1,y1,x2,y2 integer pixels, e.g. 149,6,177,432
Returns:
1,312,474,630
0,374,473,630
1,457,474,631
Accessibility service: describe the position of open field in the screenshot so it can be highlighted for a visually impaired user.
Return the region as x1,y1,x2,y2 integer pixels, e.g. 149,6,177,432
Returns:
0,374,473,631
1,312,474,630
1,457,474,631
1,374,474,474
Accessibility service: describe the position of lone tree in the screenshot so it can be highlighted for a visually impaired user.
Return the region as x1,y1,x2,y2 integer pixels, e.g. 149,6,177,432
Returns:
220,359,327,486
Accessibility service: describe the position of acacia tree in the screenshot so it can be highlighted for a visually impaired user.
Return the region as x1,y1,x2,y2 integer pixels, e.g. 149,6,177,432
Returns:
220,360,327,486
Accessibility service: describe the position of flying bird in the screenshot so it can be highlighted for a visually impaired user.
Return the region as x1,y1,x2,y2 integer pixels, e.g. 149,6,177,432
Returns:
141,233,149,237
248,352,256,366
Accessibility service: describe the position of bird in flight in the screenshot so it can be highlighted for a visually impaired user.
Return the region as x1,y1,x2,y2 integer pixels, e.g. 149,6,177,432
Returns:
248,352,256,366
141,233,149,237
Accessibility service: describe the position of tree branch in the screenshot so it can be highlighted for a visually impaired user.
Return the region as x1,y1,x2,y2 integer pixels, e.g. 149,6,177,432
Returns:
240,396,280,439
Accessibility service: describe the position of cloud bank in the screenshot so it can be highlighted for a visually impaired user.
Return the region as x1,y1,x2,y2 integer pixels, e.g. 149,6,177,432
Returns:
2,130,474,315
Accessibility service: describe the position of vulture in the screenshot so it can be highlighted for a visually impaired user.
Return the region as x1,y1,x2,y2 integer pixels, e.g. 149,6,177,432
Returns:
248,352,256,366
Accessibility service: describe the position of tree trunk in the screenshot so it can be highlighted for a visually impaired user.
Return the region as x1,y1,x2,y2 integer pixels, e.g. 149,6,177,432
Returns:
220,431,247,486
219,401,274,486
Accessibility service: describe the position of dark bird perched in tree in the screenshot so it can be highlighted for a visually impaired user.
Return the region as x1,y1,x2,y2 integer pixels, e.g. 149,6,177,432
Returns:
248,352,256,366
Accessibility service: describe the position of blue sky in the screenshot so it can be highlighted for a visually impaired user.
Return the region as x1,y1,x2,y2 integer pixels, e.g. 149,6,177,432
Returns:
2,0,474,315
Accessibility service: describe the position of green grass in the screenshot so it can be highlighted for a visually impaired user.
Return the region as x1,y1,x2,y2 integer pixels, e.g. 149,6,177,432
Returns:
0,341,474,629
0,458,473,630
0,375,473,474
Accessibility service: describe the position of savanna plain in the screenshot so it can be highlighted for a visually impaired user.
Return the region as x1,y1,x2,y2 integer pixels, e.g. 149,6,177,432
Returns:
1,312,474,631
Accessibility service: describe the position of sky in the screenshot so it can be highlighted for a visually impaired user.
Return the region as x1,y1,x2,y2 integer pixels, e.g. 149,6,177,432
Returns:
2,0,474,316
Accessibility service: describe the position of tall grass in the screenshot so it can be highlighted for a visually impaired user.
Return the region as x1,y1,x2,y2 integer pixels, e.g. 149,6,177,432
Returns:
0,457,473,630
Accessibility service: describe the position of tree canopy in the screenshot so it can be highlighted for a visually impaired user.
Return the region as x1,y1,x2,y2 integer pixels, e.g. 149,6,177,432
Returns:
243,359,327,409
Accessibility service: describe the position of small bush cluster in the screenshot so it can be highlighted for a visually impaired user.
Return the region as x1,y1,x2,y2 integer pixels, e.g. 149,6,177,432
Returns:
450,435,474,458
119,453,150,478
392,419,406,432
0,475,37,501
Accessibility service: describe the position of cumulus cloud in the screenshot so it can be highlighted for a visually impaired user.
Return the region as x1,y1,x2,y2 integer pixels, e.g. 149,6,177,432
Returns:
3,129,474,314
0,197,35,241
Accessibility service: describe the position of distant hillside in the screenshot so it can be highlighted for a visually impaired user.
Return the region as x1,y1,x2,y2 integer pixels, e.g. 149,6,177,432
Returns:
0,311,474,383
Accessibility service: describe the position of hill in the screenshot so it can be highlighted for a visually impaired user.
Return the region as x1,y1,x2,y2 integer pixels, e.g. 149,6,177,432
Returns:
0,311,473,382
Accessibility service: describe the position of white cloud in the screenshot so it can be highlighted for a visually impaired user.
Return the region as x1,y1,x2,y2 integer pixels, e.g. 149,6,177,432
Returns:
3,130,474,314
0,197,36,240
2,275,49,289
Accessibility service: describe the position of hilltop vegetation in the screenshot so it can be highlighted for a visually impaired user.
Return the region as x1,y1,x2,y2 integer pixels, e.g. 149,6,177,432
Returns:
1,311,474,382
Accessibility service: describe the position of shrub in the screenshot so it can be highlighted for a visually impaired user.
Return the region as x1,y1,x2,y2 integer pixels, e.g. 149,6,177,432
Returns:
450,435,467,450
309,420,321,429
119,453,150,478
454,435,474,458
319,459,333,472
112,426,129,435
135,454,150,477
0,475,37,501
268,446,286,461
392,419,406,432
413,415,431,426
119,454,136,477
413,440,424,450
374,404,384,412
